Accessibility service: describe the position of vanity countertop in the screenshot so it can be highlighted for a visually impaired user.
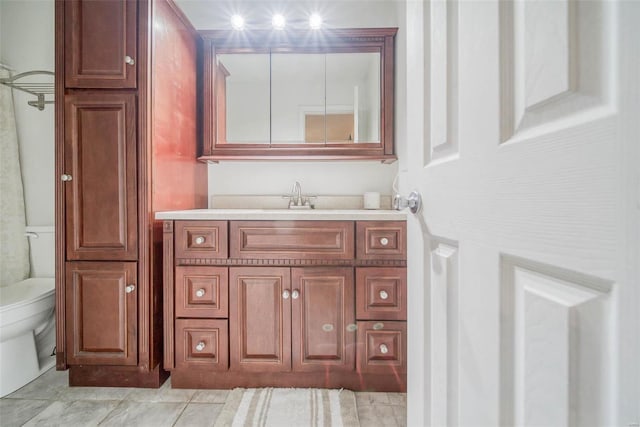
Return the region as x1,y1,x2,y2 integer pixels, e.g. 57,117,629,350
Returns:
155,208,407,221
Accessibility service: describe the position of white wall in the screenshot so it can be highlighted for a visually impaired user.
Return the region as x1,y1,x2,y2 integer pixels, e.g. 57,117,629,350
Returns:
0,0,55,226
175,0,404,198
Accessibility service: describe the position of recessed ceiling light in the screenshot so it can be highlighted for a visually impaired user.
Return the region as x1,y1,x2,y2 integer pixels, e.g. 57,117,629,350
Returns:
272,13,286,30
231,14,245,30
309,13,322,30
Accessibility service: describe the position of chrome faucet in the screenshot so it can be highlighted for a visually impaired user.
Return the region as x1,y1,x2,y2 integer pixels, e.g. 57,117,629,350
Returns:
292,181,302,207
285,181,314,209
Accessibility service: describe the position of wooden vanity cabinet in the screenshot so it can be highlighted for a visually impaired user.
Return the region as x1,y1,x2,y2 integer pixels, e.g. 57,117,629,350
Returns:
65,262,137,366
164,219,406,391
229,267,292,372
56,0,207,387
64,0,137,89
291,267,356,373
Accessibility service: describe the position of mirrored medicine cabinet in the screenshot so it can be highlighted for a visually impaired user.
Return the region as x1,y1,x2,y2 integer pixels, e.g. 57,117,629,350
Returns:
199,28,397,162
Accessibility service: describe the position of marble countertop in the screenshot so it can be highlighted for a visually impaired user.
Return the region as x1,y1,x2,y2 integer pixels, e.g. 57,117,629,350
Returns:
155,208,407,221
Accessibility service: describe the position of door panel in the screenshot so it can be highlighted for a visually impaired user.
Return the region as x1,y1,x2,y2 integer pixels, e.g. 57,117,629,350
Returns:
65,262,137,366
291,268,355,372
65,93,137,261
65,0,137,88
229,267,291,372
404,1,639,426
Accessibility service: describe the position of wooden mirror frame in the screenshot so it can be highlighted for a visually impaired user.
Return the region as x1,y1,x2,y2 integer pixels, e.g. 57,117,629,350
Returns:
198,28,397,163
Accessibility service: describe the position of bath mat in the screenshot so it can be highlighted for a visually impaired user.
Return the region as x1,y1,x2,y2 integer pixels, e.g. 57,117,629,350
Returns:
214,387,360,427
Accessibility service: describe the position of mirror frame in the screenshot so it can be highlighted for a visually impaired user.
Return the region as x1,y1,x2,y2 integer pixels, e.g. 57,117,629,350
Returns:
198,28,397,163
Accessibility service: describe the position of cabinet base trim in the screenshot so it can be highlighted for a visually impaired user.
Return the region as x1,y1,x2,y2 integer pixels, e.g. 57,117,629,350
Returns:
169,369,406,392
69,364,169,388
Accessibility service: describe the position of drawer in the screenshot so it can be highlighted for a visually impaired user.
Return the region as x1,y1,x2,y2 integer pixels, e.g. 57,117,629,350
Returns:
175,221,228,260
230,221,354,260
356,268,406,320
175,267,228,318
356,221,406,260
357,321,406,374
175,319,228,370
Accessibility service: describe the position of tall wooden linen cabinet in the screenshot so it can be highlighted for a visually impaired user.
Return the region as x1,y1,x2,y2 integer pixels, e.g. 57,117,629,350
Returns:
55,0,206,386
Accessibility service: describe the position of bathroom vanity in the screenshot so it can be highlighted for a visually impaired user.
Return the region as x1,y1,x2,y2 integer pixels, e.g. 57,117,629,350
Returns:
158,210,407,392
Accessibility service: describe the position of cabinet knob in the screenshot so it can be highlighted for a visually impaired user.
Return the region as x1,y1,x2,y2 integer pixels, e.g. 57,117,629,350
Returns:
195,341,205,352
379,290,389,300
379,344,389,354
125,284,135,293
380,237,389,246
61,174,72,182
194,236,205,245
125,55,135,65
282,290,290,299
195,288,206,298
291,289,300,299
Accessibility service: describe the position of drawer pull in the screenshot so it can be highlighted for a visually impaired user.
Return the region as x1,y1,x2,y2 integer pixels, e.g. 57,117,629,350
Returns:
195,288,206,298
379,344,389,354
346,324,357,332
379,290,389,300
291,289,300,299
282,290,290,300
195,341,206,352
194,236,206,245
125,55,135,65
380,237,389,246
373,322,384,330
125,284,135,293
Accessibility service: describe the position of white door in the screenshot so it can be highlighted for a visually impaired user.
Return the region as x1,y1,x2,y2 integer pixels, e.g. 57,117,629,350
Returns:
403,0,639,426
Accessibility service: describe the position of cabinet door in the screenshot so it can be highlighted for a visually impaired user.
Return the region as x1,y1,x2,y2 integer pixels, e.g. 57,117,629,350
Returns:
291,268,356,372
65,0,137,88
65,262,137,366
64,93,137,261
229,267,291,372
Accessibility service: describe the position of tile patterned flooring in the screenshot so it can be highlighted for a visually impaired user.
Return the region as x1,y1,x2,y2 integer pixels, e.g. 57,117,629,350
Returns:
0,369,406,426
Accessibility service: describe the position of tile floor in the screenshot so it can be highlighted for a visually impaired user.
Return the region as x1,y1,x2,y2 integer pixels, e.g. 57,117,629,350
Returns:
0,369,406,426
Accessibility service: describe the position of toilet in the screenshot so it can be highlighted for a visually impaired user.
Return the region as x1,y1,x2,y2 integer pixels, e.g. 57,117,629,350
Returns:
0,226,56,397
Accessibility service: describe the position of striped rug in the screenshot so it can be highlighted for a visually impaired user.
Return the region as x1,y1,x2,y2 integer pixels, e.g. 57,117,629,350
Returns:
214,388,360,427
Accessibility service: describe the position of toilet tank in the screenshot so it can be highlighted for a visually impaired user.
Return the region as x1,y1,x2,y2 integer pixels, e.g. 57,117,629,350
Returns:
25,226,54,278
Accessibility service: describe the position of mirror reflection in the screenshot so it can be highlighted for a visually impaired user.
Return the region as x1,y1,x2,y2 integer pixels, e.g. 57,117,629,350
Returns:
216,53,270,143
216,52,381,145
271,53,326,144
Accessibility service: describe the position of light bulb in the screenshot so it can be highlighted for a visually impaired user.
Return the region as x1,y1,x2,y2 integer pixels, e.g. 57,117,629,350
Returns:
309,13,322,30
231,14,244,30
272,14,286,30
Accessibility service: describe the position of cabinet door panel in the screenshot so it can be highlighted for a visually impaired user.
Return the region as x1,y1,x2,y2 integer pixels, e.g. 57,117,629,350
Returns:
292,268,355,372
356,221,407,260
66,262,137,366
356,267,407,320
65,93,137,261
229,267,291,372
175,266,228,318
175,319,228,371
357,321,406,375
65,0,137,88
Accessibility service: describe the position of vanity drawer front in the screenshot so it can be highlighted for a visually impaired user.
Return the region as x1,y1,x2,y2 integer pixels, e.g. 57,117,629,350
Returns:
175,221,228,260
356,268,406,321
357,321,407,375
230,221,354,260
175,267,228,318
175,319,229,370
356,221,406,260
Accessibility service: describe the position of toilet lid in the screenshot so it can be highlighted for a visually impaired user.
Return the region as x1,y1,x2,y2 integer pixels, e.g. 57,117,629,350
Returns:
0,278,54,308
